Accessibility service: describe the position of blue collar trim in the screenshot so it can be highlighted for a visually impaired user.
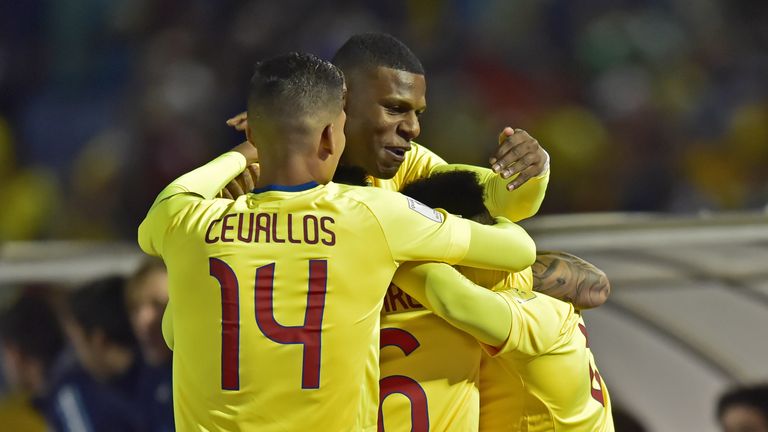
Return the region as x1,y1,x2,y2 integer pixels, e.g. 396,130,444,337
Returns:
251,181,319,194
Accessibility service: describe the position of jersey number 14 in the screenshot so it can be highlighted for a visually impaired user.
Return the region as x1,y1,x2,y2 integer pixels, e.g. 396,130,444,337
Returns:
209,257,328,391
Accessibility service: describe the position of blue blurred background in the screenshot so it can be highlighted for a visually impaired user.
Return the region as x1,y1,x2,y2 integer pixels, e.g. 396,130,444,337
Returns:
1,0,767,240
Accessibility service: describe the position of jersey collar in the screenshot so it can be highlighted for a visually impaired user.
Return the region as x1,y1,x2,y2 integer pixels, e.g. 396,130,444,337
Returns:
251,181,319,194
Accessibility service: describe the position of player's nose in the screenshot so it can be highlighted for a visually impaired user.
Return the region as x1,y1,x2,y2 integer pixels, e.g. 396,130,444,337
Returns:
398,112,421,142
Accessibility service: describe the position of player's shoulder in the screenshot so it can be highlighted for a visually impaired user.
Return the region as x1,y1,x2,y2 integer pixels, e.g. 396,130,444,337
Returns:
334,182,444,224
406,142,446,166
329,182,403,206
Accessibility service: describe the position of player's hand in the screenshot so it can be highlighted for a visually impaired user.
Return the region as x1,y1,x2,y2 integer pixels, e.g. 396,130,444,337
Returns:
226,111,249,133
221,141,260,199
221,162,260,199
489,127,548,191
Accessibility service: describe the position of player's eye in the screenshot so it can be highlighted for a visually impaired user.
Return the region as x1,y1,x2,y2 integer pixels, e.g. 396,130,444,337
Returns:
385,105,407,115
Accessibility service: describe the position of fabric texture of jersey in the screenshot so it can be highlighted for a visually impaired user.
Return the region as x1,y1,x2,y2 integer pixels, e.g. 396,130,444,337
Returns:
378,285,481,432
474,272,614,432
138,152,483,431
373,143,548,432
369,142,550,223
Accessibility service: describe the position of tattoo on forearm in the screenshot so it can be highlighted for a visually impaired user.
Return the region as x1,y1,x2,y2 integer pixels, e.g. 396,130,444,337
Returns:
532,251,610,309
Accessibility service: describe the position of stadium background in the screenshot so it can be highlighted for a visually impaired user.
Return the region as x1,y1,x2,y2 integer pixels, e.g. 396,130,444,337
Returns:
1,0,767,430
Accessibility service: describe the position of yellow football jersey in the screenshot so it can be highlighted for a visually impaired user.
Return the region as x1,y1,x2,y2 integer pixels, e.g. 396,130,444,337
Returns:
475,274,614,432
371,142,550,224
139,152,535,432
372,140,548,432
378,284,482,432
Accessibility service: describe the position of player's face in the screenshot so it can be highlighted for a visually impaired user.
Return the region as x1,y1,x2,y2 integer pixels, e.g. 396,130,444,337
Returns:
721,405,768,432
343,67,426,179
127,269,171,366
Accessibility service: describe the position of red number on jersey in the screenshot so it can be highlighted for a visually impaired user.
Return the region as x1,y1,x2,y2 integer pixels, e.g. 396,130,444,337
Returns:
255,260,327,389
579,323,605,406
378,328,430,432
209,258,328,391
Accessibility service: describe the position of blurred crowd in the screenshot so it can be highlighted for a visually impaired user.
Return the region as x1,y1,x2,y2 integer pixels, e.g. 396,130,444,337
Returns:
1,0,767,241
0,260,173,431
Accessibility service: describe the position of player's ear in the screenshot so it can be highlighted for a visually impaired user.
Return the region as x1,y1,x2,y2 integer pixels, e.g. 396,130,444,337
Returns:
245,124,254,145
318,122,337,161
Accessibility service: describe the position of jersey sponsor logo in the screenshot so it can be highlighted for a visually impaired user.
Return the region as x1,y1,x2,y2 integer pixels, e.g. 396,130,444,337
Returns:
406,197,443,223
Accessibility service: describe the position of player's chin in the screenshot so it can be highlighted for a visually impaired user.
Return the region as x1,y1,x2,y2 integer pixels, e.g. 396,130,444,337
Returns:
375,161,402,179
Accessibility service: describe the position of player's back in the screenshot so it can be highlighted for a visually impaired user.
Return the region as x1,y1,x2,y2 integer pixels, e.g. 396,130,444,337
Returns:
378,284,482,432
159,182,444,431
462,270,614,432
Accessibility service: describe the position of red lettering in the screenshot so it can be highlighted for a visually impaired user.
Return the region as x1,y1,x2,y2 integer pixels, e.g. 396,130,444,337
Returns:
579,323,605,406
378,328,429,431
220,214,237,243
406,294,422,309
256,261,327,389
271,213,285,243
287,214,302,244
387,285,409,312
303,215,319,244
255,213,270,242
205,218,222,243
237,214,254,242
320,216,335,246
209,258,240,390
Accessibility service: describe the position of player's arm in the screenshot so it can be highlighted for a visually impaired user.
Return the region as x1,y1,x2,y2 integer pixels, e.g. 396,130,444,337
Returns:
394,262,572,356
532,251,611,310
429,128,549,222
137,143,257,256
371,190,536,272
393,262,511,346
431,163,548,222
461,216,536,271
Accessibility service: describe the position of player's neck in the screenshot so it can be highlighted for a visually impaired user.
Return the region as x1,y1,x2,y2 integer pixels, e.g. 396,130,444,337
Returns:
256,155,320,189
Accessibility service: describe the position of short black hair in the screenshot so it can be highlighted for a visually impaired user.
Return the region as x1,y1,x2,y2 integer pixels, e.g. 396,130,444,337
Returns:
0,292,64,370
717,384,768,420
69,276,136,348
400,171,491,223
247,52,345,125
332,33,424,75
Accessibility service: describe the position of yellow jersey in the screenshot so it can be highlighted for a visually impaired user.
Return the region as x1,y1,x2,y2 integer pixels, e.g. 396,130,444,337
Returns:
139,151,536,432
369,142,550,223
378,284,482,432
374,143,549,432
473,272,614,432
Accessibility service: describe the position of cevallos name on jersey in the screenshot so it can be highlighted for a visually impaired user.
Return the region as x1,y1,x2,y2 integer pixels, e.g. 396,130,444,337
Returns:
205,212,336,246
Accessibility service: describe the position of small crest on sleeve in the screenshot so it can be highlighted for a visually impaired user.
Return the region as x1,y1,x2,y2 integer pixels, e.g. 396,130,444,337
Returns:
508,288,537,304
406,197,444,223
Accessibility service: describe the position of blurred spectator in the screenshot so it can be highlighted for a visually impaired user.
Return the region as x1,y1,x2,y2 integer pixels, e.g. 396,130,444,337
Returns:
1,0,767,240
717,384,768,432
126,258,173,432
0,291,65,431
50,276,143,431
0,118,58,240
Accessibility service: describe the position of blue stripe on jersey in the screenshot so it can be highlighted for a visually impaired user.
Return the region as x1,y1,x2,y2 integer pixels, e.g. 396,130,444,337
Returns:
55,385,94,432
252,181,319,194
